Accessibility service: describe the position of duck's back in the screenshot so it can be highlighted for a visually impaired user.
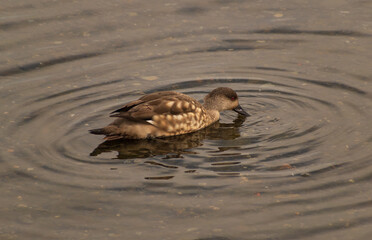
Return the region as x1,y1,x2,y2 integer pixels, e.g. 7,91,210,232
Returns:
111,91,202,119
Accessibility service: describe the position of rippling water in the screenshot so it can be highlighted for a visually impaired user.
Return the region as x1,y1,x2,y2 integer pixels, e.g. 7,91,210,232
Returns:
1,1,372,239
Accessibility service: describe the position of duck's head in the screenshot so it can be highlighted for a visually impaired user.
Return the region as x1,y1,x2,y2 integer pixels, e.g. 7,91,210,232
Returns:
203,87,250,116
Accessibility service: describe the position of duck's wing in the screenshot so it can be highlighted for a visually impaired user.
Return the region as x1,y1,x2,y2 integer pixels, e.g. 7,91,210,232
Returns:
110,91,201,121
110,91,177,115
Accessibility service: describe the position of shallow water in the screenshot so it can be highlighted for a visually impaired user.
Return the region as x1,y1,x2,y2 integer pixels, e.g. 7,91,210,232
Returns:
1,0,372,239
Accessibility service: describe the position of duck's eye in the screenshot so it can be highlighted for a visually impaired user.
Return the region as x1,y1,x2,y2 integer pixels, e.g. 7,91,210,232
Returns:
231,96,236,101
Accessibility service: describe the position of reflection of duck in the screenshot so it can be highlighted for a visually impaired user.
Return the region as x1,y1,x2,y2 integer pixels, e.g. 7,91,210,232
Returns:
90,87,249,140
90,114,247,158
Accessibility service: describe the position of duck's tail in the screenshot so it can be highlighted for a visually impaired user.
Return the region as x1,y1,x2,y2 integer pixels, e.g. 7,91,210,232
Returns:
89,128,106,135
89,127,123,141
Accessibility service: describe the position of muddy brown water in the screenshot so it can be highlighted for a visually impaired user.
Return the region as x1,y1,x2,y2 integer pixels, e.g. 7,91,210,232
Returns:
1,1,372,239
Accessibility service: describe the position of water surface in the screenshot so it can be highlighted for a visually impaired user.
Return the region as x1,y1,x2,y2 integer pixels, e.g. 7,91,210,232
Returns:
1,0,372,239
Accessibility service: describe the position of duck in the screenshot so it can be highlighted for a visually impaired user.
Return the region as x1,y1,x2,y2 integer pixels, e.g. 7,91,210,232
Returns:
90,87,249,140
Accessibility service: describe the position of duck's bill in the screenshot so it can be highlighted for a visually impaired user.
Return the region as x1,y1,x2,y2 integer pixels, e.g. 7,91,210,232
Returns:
233,105,250,116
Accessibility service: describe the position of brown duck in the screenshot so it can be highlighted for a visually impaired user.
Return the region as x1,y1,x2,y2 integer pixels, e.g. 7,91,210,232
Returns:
90,87,249,140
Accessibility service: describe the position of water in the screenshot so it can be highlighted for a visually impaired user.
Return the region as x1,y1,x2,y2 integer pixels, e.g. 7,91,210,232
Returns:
1,0,372,239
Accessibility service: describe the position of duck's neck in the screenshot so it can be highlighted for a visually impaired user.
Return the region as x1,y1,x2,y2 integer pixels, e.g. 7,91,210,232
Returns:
204,95,224,123
203,101,220,123
206,109,220,123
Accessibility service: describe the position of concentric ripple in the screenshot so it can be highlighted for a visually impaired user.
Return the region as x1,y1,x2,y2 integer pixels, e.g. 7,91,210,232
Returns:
2,75,371,189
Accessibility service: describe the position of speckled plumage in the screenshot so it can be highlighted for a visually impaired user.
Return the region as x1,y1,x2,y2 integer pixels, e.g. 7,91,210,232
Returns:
90,87,249,140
